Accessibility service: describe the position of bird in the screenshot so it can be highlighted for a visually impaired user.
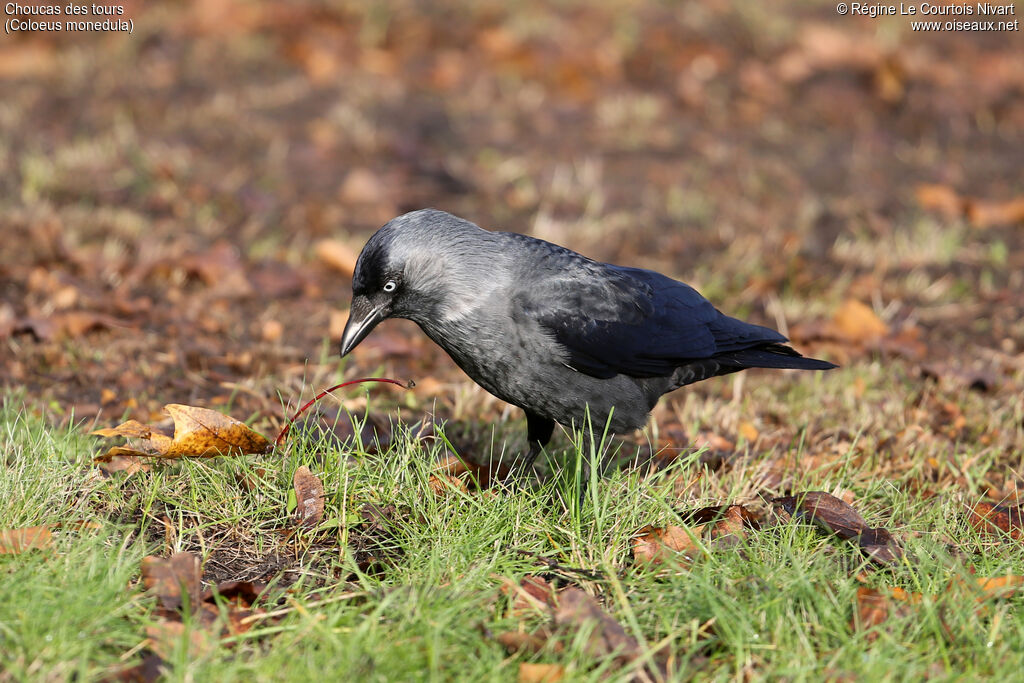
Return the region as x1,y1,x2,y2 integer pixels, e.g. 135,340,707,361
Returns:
339,208,836,481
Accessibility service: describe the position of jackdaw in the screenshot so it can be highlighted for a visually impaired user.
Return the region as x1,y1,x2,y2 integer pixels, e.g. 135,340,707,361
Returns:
340,209,836,476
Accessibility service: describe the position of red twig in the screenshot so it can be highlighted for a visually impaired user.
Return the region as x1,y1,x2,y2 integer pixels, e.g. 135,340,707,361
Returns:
274,377,412,447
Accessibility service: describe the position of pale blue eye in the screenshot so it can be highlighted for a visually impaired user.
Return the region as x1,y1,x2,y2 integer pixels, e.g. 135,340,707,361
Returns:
383,280,397,293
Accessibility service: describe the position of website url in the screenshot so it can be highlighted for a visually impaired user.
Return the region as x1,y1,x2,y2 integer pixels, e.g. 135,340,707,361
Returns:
911,18,1020,29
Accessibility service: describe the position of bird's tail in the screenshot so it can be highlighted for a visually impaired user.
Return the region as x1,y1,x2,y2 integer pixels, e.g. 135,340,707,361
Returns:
717,343,838,371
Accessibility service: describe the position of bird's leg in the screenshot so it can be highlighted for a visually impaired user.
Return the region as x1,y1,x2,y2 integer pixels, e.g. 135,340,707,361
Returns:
513,412,555,480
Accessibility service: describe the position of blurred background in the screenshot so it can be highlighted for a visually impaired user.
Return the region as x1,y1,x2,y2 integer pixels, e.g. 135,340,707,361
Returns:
1,0,1021,432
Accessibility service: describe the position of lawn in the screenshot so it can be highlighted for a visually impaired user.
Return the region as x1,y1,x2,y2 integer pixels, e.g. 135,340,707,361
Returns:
2,0,1022,680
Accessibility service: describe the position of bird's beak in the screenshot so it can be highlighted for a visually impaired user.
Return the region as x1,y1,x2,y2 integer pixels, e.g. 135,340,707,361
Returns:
339,297,387,357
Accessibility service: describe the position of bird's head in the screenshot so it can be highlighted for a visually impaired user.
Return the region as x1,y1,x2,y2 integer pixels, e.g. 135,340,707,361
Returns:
339,209,495,357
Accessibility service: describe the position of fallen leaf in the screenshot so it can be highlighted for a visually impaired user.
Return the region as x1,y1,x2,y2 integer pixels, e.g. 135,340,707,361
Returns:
920,362,999,393
632,524,704,566
831,299,889,343
0,526,53,554
141,552,202,613
915,183,964,218
177,242,253,297
145,620,215,661
340,168,386,204
518,663,565,683
316,239,360,277
501,575,557,616
555,588,667,676
93,405,271,460
852,586,911,642
92,420,156,440
57,311,122,338
555,588,640,662
973,575,1024,600
738,421,759,442
709,505,749,545
853,587,890,641
96,452,146,475
293,466,325,528
428,473,469,496
495,629,558,655
966,502,1023,540
104,653,165,682
774,491,902,565
965,197,1024,229
261,319,284,342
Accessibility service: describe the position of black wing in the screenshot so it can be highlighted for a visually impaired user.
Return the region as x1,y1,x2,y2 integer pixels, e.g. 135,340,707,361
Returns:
520,264,789,379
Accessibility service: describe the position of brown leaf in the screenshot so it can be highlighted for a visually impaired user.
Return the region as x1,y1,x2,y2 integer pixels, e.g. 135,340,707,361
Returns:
775,491,869,539
501,575,557,616
852,587,890,641
145,620,215,661
974,575,1024,600
966,502,1023,540
141,552,202,613
632,524,704,567
161,404,271,457
340,168,386,204
293,466,325,528
555,588,646,667
428,473,469,496
965,197,1024,229
92,405,270,460
709,505,749,546
830,300,889,344
684,504,761,528
920,362,999,393
316,239,360,277
495,628,558,655
0,526,53,554
104,653,165,682
774,492,902,565
518,663,565,683
56,311,122,338
92,420,155,440
177,242,253,297
915,183,964,218
97,454,151,476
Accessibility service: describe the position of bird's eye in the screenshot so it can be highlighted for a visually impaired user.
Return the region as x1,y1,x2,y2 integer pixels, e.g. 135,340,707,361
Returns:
382,280,397,293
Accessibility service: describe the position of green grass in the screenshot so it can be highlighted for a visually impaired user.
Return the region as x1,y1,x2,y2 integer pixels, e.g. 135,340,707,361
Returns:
2,377,1023,682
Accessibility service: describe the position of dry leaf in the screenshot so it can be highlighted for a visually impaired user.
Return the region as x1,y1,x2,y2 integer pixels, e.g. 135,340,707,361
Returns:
966,197,1024,229
518,663,565,683
501,575,556,617
852,587,891,641
774,492,902,565
428,473,469,496
316,239,360,277
145,620,215,661
340,168,385,204
93,404,271,461
495,629,558,655
830,300,889,343
632,524,704,566
709,505,749,546
966,502,1023,540
141,552,202,613
974,575,1024,600
555,588,641,663
293,466,325,528
915,184,964,218
98,454,151,477
0,526,53,554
